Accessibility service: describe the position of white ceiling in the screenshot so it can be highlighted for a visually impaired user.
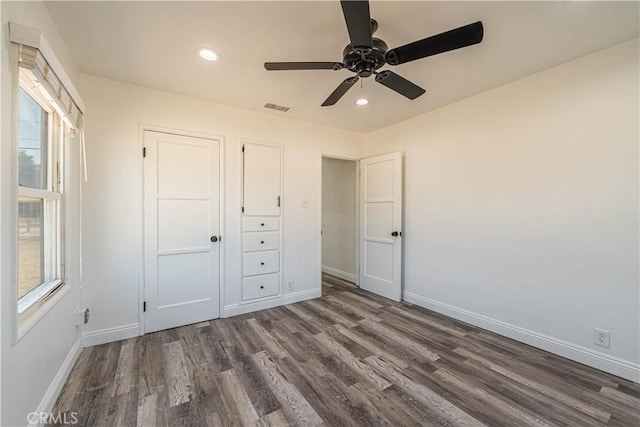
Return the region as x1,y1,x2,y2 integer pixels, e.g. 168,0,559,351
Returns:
46,1,638,133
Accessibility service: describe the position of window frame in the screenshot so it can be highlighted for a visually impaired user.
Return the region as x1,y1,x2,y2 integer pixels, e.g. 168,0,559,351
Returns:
16,73,66,316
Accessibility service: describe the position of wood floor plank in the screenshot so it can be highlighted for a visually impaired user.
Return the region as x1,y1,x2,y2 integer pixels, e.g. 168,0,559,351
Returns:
313,332,392,391
218,369,260,425
189,363,225,415
86,341,122,391
334,323,410,369
388,305,468,337
136,393,158,427
325,294,383,322
433,368,552,427
366,355,487,426
351,382,425,427
246,318,288,359
198,327,233,372
223,344,282,417
359,318,440,362
600,386,640,409
581,389,640,427
103,389,139,427
165,401,206,427
256,409,293,427
294,328,360,386
114,340,140,396
209,319,235,348
456,347,611,423
285,303,335,331
51,273,638,426
162,341,193,407
305,299,359,327
276,355,366,426
252,351,324,427
322,326,372,360
340,290,383,309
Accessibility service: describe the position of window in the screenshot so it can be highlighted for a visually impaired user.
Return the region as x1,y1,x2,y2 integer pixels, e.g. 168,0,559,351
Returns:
17,80,65,314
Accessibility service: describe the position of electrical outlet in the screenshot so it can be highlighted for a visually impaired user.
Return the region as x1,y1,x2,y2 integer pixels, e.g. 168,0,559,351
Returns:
75,307,90,326
594,328,610,348
287,280,294,291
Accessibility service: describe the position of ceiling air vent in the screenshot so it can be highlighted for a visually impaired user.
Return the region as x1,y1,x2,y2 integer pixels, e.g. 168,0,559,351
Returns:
264,102,290,112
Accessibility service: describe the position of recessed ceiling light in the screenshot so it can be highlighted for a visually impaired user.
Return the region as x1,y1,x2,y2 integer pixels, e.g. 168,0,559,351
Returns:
199,48,219,61
355,98,369,106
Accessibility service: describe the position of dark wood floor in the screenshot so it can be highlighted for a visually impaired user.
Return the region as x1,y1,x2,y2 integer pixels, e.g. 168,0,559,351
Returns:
51,274,640,426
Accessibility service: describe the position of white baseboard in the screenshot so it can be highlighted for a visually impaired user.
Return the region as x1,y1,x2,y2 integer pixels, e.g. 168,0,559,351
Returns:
403,291,640,383
31,337,82,426
223,288,321,318
82,323,140,347
322,265,356,283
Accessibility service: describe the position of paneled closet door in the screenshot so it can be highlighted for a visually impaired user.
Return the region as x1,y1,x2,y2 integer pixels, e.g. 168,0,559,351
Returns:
143,131,221,333
243,143,281,216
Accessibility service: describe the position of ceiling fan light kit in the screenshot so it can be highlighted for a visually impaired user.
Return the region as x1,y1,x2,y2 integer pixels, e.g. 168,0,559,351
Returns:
264,0,484,107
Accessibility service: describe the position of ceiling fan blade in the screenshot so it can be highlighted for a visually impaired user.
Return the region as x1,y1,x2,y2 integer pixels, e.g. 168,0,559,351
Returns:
264,62,343,71
375,71,425,100
386,21,483,65
322,76,359,106
340,0,373,50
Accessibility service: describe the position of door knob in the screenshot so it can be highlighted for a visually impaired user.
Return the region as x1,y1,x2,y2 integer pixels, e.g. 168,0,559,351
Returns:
210,236,219,242
391,231,401,237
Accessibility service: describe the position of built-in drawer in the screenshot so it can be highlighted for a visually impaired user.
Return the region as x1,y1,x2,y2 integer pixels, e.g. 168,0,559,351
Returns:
243,251,279,276
243,216,279,232
242,273,280,301
243,231,279,252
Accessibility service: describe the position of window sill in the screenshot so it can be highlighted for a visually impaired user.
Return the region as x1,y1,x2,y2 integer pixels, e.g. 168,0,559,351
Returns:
17,279,64,314
15,282,71,343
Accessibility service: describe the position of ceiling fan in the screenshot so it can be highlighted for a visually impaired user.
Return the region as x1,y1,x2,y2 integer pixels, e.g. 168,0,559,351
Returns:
264,1,484,106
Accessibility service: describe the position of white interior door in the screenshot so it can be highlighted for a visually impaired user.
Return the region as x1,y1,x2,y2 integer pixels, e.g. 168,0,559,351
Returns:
143,131,221,333
359,152,403,301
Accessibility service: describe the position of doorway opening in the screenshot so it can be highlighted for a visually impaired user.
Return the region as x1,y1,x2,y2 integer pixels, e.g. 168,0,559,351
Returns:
321,156,358,296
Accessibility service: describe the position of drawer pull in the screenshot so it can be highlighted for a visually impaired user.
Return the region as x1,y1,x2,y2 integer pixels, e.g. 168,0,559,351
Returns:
260,285,264,289
260,262,265,265
260,240,265,244
261,223,265,226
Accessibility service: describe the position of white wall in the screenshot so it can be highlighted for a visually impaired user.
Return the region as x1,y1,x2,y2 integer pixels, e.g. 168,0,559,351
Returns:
322,157,357,281
365,39,639,381
79,74,363,341
1,2,83,425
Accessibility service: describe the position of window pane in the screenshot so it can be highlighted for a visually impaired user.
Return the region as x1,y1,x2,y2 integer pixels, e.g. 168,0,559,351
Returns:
18,88,48,189
18,196,44,298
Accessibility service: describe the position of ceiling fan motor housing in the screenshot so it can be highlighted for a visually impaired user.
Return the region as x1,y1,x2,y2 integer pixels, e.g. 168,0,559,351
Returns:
343,37,388,78
263,2,484,106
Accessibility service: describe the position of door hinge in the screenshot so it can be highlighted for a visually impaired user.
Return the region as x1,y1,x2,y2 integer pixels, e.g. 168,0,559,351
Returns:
143,147,147,157
277,196,281,207
242,145,245,152
143,301,147,312
241,206,245,213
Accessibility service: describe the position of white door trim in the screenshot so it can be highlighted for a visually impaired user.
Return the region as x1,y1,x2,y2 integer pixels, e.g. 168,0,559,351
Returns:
138,124,225,335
